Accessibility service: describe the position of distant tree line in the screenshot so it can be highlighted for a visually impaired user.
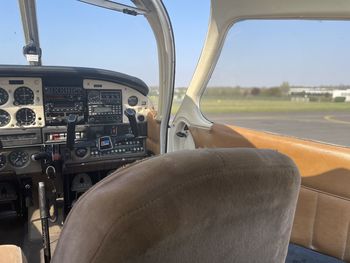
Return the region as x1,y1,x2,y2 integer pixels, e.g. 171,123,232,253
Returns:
149,83,350,100
202,82,291,98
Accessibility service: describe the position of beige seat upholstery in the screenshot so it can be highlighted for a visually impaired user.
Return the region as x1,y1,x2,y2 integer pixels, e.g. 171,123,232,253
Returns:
0,245,27,263
52,148,301,263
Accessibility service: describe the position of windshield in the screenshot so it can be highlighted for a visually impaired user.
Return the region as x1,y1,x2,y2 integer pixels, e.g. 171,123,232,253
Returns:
0,0,159,87
0,1,25,65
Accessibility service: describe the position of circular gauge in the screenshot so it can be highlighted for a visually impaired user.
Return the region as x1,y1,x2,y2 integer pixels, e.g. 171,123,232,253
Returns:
16,108,36,126
0,154,6,169
128,96,139,106
75,147,88,158
0,109,11,127
137,114,145,122
14,86,34,105
9,151,29,168
0,88,9,105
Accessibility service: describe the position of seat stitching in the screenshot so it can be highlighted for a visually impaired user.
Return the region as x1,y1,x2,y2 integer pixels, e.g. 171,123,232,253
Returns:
342,221,350,260
210,150,227,171
301,185,350,202
310,193,319,249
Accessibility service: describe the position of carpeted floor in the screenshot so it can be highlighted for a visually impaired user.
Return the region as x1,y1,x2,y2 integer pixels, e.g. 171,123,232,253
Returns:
0,217,25,246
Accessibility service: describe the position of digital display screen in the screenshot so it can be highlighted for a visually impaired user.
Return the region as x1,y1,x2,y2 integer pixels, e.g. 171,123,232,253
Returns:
101,91,121,101
45,86,84,95
101,138,110,146
93,106,113,113
99,136,113,150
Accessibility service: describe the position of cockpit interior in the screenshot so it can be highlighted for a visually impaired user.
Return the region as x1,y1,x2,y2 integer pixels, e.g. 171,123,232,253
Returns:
0,64,161,260
2,0,350,263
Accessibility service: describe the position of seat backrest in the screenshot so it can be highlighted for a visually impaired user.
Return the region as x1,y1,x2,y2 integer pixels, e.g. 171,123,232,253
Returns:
52,148,300,263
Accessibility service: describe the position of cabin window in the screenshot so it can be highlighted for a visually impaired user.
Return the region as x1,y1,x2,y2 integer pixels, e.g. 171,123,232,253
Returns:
201,20,350,147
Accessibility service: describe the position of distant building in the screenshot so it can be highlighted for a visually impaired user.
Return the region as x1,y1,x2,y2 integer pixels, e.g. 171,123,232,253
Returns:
289,87,350,102
289,87,333,96
333,89,350,102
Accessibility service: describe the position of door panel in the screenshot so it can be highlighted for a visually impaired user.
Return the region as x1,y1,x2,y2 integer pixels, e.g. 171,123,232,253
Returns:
189,123,350,261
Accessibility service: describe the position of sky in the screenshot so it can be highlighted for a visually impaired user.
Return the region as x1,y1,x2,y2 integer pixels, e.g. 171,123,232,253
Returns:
0,1,349,88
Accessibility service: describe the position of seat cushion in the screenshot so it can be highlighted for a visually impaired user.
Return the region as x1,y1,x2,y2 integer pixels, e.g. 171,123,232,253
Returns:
286,243,345,263
0,245,27,263
52,148,301,263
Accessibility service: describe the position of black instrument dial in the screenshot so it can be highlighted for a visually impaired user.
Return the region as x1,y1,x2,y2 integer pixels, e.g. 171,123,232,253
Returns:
75,147,88,158
0,154,6,169
0,88,9,105
14,86,34,105
16,108,36,126
128,96,139,106
9,151,29,168
0,109,11,127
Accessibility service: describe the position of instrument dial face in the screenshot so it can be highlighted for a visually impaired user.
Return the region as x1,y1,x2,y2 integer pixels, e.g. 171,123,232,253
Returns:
0,88,9,105
0,109,11,127
16,108,36,126
14,86,34,105
0,154,6,169
75,147,88,158
128,96,139,106
9,151,29,168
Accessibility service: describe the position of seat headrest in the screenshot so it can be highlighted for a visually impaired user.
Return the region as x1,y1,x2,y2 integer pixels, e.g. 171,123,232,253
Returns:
52,148,300,263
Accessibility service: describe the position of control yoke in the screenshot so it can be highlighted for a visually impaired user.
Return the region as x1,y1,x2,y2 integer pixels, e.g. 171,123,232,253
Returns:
124,108,139,137
66,114,78,150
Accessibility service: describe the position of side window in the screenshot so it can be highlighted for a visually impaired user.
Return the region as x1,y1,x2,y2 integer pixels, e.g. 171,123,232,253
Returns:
201,20,350,147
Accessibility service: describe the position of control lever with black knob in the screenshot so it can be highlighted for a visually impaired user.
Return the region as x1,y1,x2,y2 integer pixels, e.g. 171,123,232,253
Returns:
31,152,51,161
124,108,139,137
38,182,51,263
66,114,78,150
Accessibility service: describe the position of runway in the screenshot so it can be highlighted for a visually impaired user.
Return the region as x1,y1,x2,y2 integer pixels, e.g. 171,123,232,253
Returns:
206,111,350,147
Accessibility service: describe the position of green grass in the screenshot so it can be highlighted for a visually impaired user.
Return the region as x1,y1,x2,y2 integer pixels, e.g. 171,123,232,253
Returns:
170,98,350,114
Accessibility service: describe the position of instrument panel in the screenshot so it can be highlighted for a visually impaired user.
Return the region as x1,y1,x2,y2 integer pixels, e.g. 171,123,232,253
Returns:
0,147,42,175
0,78,45,128
44,85,85,125
0,78,150,129
83,79,149,124
0,66,152,175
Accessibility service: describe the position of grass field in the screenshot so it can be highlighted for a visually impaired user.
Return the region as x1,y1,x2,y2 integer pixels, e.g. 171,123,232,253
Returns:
170,98,350,114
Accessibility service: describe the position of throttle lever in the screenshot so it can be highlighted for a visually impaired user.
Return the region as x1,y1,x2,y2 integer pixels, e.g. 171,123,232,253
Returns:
124,108,139,137
66,114,78,150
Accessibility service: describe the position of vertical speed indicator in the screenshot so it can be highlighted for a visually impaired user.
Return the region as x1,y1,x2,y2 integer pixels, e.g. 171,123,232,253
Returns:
16,108,36,126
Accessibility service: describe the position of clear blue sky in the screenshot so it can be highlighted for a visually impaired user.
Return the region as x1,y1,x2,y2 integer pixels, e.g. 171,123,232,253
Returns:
1,1,349,88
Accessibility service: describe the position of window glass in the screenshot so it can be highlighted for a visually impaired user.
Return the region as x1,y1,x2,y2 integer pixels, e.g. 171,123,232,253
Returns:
201,20,350,146
0,1,26,65
0,1,159,109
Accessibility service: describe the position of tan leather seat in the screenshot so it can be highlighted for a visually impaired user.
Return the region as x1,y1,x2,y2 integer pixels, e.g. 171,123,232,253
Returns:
52,148,301,263
0,245,27,263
